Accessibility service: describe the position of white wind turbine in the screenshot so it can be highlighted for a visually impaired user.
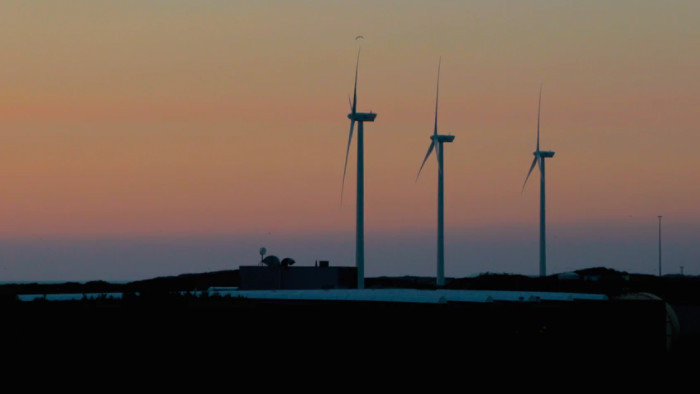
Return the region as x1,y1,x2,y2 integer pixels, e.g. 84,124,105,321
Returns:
416,58,454,287
522,85,555,277
341,47,376,290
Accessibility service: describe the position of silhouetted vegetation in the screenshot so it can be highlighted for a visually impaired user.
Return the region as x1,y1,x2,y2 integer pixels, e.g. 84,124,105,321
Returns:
3,266,699,360
125,270,239,293
442,267,700,306
2,267,700,306
366,276,436,289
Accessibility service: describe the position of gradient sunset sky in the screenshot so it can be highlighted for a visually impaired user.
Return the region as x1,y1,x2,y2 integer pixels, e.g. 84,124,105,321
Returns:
1,1,698,281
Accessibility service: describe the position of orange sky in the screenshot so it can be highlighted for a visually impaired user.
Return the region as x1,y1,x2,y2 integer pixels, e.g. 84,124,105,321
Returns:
0,1,698,280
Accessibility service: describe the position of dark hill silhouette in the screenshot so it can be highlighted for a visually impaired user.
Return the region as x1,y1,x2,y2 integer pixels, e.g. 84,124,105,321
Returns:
125,269,239,293
2,266,699,359
2,267,700,305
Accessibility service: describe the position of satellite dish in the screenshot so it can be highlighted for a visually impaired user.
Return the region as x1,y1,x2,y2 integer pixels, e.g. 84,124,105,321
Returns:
262,255,280,267
281,257,295,267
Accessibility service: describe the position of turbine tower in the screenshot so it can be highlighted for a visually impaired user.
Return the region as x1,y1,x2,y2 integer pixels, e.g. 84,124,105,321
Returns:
416,58,454,287
522,85,555,277
341,47,376,289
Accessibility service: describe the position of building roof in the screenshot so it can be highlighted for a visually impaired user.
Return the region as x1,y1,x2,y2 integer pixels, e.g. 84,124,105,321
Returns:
217,288,608,304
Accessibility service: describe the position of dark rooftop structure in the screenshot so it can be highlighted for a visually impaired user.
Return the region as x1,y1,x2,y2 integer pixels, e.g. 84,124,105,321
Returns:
239,260,356,290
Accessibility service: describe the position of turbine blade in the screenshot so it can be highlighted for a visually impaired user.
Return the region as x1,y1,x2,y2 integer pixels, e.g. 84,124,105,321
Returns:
435,141,441,176
341,119,356,203
352,48,360,115
434,57,441,136
348,95,352,112
522,156,538,193
536,83,542,152
416,141,435,182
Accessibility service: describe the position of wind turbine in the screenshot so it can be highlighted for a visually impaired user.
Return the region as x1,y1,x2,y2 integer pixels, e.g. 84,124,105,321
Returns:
416,57,454,287
522,85,555,277
341,47,376,290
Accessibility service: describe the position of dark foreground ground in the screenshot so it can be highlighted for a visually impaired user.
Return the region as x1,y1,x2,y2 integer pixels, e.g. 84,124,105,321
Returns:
2,267,699,366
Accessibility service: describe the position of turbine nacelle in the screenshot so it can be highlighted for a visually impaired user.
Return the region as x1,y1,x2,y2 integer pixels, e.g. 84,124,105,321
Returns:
535,150,555,158
432,134,455,143
348,112,377,122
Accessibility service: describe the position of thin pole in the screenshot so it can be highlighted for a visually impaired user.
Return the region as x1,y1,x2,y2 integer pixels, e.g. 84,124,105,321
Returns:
356,121,365,289
437,141,445,287
540,156,547,277
658,215,662,277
